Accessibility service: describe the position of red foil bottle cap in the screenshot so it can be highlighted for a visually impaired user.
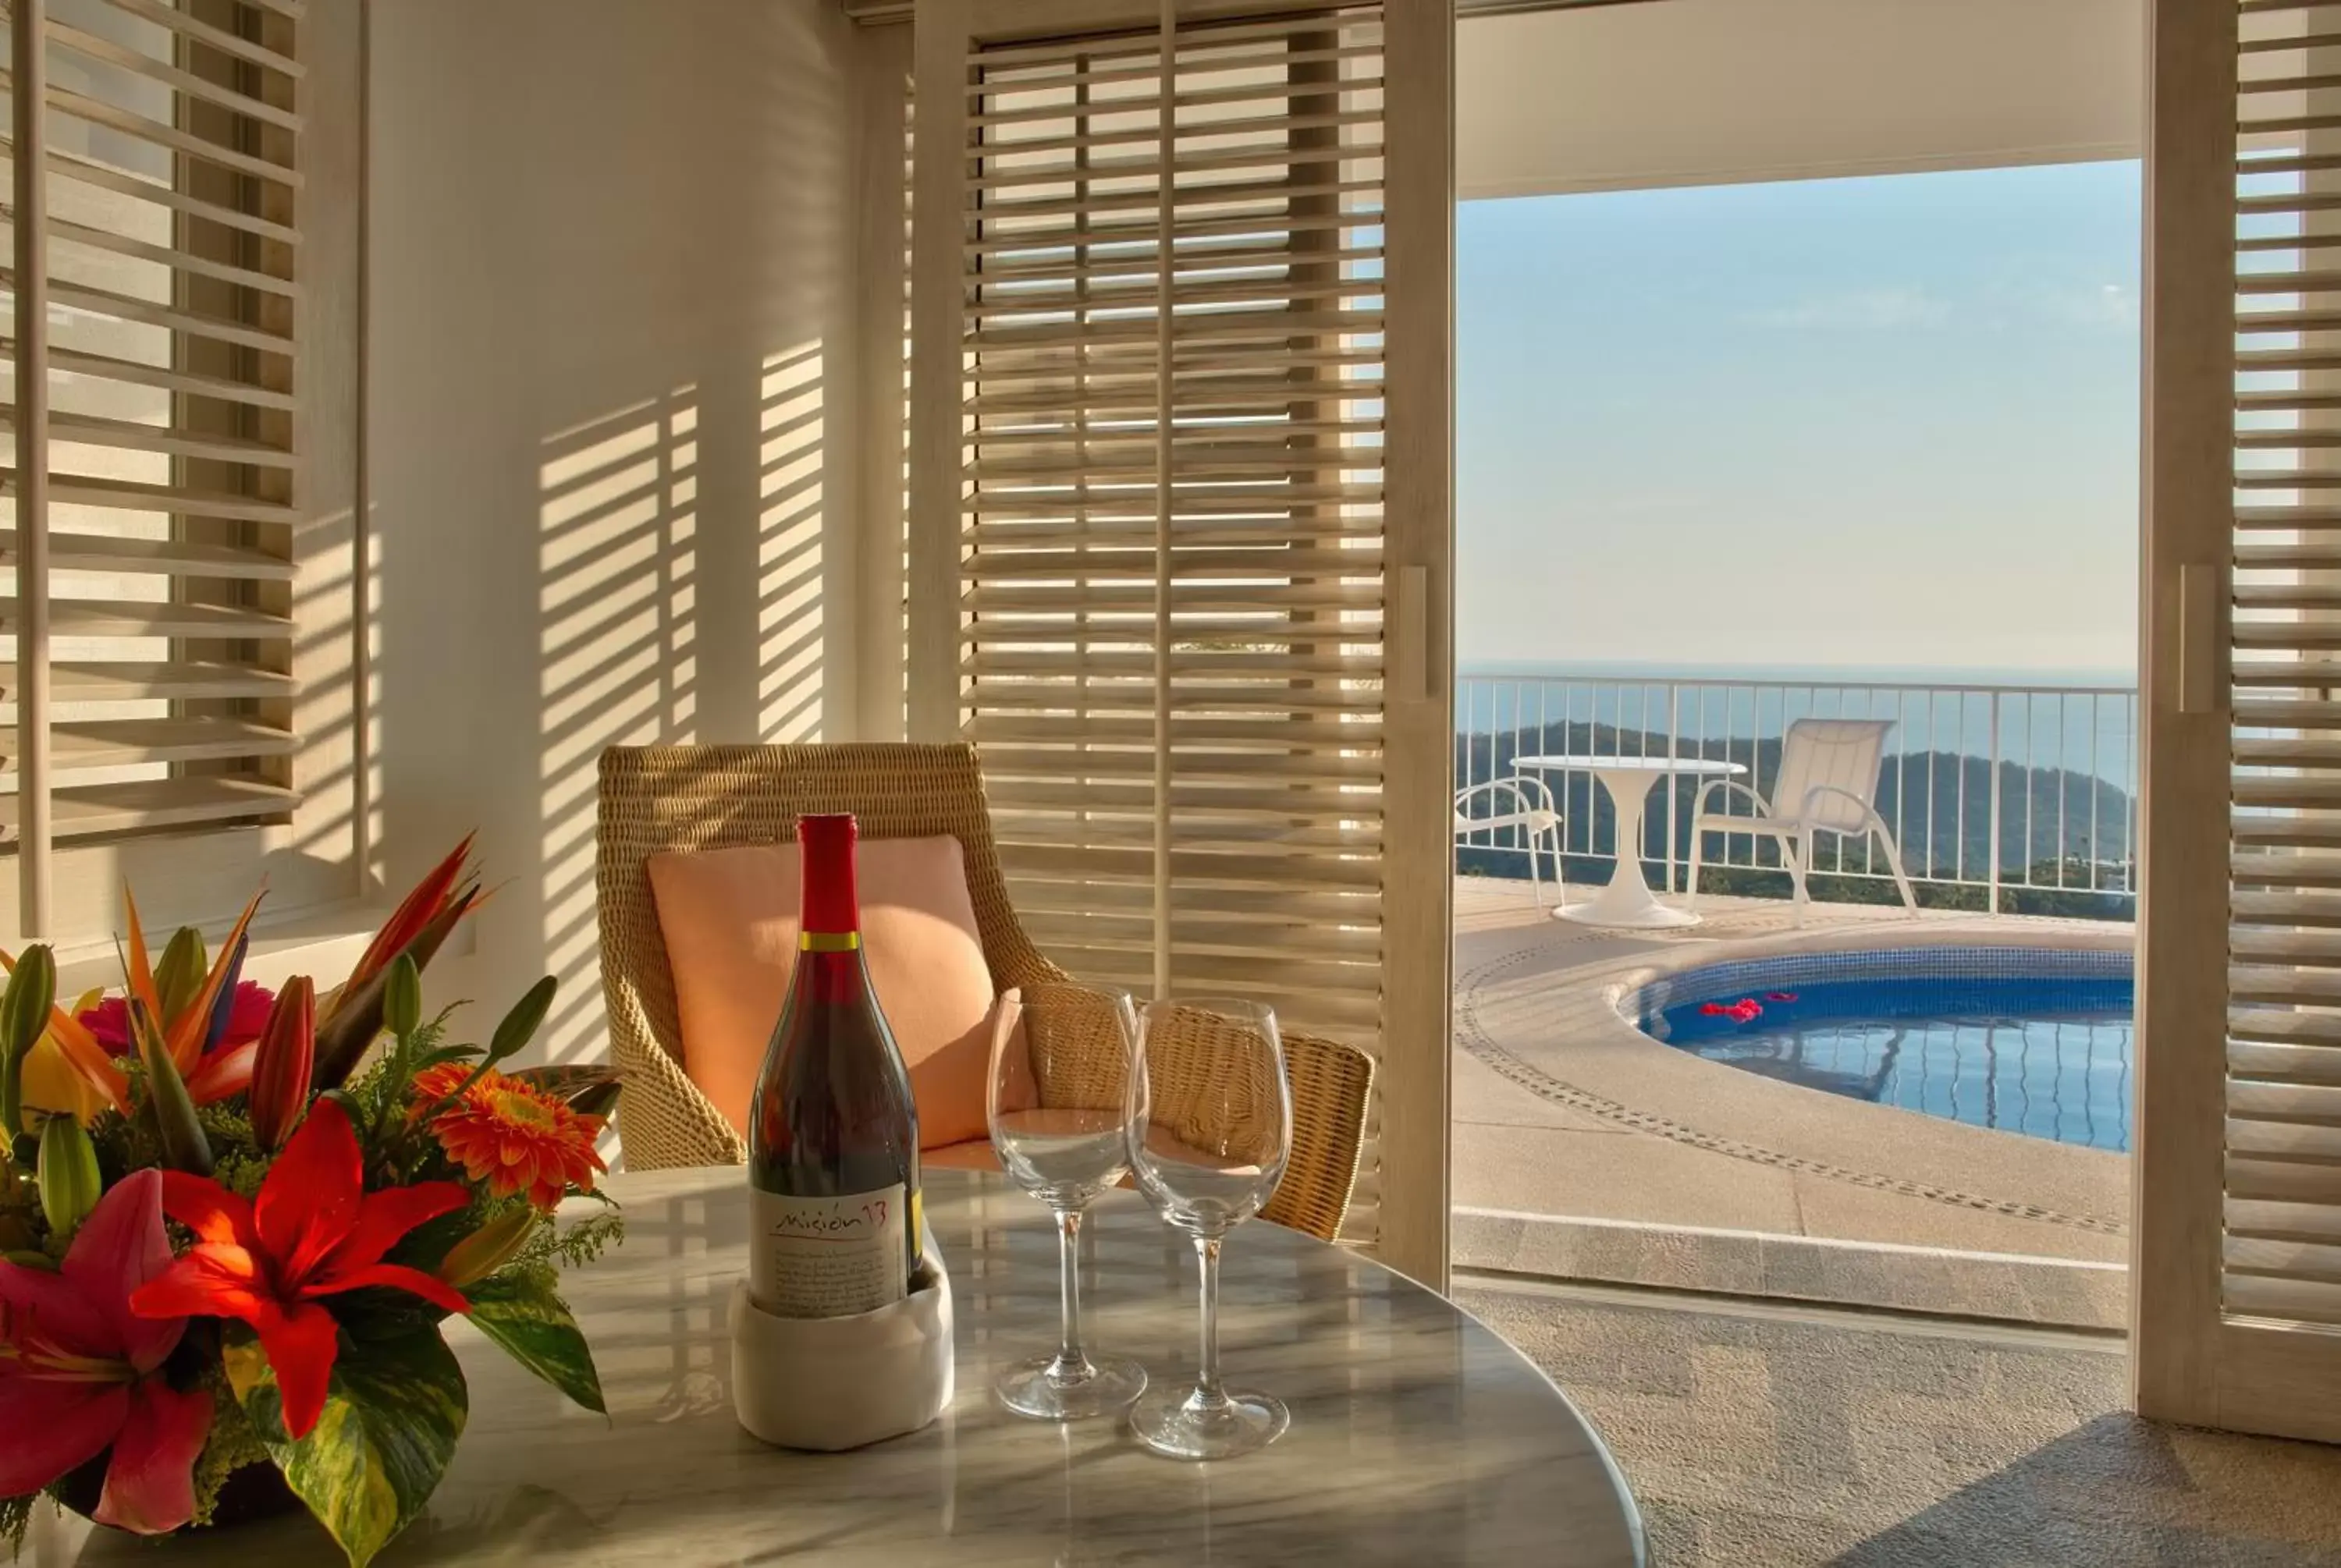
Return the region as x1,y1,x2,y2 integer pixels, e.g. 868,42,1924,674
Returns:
798,813,861,936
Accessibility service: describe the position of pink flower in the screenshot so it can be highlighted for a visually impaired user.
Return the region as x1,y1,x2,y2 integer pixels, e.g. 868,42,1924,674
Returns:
1765,992,1799,1004
0,1171,214,1534
79,980,275,1057
76,995,131,1054
215,981,275,1049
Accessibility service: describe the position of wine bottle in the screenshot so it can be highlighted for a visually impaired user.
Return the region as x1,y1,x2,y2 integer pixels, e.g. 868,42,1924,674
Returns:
747,813,923,1318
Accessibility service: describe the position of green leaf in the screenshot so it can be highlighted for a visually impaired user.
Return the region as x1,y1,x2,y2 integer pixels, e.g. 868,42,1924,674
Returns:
225,1324,468,1568
463,1270,606,1415
133,999,212,1176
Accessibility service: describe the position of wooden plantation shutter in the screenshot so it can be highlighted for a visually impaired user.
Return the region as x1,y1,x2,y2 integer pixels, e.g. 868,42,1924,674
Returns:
5,0,310,930
2138,0,2341,1441
908,0,1452,1277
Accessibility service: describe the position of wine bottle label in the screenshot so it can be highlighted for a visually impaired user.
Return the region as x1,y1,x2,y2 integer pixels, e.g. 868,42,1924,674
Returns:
748,1183,910,1319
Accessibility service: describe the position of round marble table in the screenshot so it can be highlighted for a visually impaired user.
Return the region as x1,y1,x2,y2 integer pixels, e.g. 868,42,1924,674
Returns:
28,1167,1646,1566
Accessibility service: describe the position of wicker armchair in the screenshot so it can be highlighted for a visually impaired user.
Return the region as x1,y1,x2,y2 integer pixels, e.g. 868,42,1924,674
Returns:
595,742,1376,1241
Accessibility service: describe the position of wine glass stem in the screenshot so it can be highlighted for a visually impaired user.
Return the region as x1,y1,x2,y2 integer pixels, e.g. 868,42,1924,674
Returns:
1053,1207,1093,1379
1192,1233,1228,1408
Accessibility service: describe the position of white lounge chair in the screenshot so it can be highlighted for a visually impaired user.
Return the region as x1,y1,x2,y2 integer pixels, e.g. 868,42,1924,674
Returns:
1455,775,1566,910
1686,718,1918,923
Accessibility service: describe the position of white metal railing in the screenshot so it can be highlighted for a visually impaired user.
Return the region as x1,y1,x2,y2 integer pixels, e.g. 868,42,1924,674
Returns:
1455,670,2139,916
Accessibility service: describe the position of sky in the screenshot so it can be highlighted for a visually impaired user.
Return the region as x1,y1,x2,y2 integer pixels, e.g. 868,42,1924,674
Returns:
1456,161,2143,679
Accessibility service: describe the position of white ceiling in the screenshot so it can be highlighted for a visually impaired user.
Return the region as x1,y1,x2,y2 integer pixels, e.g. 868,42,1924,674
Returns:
1458,0,2145,200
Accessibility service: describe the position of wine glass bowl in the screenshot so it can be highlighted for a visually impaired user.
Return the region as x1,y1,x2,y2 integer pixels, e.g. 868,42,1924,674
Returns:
991,1105,1130,1212
986,986,1149,1421
1123,999,1294,1461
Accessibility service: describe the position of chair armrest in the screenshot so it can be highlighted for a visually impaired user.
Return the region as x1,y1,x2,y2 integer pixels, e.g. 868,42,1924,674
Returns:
1260,1024,1373,1241
609,1023,749,1171
1454,776,1559,827
1018,982,1372,1243
1693,777,1773,821
1502,772,1560,815
1797,783,1887,835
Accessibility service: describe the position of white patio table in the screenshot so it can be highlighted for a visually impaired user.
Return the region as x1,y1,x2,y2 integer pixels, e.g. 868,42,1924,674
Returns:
1513,754,1746,930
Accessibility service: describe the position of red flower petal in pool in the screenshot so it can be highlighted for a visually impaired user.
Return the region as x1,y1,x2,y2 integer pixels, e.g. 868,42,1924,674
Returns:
1699,1002,1733,1016
1765,992,1799,1004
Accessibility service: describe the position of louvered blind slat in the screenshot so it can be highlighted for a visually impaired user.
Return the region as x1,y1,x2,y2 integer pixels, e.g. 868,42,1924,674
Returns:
6,0,303,846
955,6,1392,1244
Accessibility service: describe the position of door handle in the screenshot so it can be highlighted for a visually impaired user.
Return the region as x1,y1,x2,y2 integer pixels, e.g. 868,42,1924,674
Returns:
1398,564,1430,704
2177,562,2219,717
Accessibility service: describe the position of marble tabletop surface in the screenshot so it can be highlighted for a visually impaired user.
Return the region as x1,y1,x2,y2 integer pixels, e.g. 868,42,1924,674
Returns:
27,1166,1645,1566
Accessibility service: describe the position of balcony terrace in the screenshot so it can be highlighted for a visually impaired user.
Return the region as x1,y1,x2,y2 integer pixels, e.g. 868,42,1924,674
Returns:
1451,672,2138,1332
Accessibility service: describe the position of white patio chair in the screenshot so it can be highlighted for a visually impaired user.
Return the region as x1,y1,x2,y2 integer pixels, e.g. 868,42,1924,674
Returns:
1686,718,1918,924
1454,776,1566,910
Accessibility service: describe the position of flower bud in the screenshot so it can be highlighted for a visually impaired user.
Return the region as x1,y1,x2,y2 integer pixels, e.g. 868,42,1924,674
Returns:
249,976,316,1153
384,953,422,1039
0,945,56,1140
36,1115,100,1242
488,976,557,1066
436,1206,536,1289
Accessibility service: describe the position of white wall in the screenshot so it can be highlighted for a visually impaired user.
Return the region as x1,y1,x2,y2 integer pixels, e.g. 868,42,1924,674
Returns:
367,0,867,1062
1460,0,2144,199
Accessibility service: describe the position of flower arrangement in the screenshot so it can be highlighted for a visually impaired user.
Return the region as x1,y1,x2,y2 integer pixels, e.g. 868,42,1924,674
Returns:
0,841,622,1566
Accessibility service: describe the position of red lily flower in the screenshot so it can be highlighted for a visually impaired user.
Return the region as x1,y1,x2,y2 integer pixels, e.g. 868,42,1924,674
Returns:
129,1099,471,1439
0,1172,213,1534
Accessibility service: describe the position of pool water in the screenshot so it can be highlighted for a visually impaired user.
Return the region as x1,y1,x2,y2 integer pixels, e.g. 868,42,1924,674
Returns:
1637,962,2134,1153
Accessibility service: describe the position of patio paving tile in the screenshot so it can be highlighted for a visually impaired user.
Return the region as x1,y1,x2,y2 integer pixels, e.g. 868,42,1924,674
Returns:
1456,1119,1805,1233
1786,1171,2125,1265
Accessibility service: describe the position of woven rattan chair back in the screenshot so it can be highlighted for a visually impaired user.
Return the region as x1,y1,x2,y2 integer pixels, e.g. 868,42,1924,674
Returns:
595,742,1373,1241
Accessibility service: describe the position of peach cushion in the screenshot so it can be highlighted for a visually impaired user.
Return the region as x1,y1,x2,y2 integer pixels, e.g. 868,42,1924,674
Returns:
645,835,999,1150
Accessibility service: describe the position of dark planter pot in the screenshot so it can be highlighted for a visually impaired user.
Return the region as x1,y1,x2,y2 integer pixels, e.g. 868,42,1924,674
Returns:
57,1456,303,1533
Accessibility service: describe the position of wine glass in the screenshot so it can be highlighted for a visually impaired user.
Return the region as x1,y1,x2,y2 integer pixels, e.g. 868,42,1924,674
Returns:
986,986,1149,1420
1123,997,1293,1460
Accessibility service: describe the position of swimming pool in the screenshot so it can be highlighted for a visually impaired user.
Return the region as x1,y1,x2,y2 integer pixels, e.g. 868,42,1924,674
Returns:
1628,948,2134,1153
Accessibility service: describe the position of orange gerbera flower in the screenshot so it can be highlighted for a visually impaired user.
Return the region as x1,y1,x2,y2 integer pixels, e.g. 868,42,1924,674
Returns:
412,1065,607,1210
